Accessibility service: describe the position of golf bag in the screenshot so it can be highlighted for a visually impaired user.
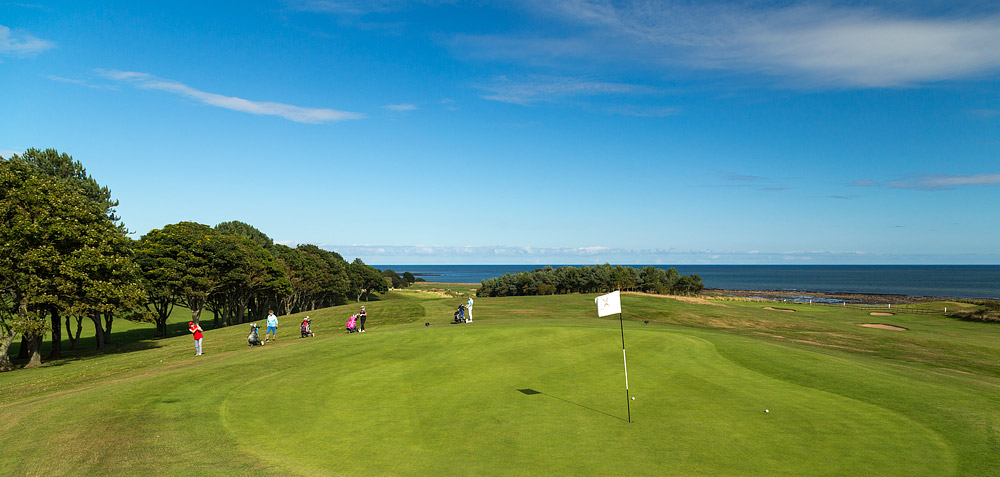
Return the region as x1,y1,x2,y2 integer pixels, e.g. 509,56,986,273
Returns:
301,318,314,338
346,315,358,333
248,323,263,346
453,305,466,324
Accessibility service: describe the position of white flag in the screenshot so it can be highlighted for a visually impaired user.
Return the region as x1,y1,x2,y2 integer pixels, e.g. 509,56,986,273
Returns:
595,290,622,317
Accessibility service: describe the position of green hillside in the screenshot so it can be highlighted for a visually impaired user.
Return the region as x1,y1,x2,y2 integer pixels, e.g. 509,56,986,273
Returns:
1,289,998,475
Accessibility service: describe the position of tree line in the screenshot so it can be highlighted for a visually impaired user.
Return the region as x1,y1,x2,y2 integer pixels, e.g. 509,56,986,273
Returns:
476,265,704,298
0,149,387,371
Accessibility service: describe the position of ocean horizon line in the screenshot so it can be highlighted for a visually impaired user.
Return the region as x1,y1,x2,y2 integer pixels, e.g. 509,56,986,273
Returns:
372,264,1000,300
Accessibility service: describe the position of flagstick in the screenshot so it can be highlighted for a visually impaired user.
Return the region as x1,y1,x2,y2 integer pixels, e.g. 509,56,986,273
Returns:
620,311,631,423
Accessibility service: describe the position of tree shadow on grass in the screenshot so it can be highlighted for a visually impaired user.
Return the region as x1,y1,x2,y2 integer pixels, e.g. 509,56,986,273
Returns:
14,341,164,368
517,388,629,423
7,320,195,369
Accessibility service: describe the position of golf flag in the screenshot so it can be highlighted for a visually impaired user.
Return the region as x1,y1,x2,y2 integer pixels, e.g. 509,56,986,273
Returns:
595,290,621,317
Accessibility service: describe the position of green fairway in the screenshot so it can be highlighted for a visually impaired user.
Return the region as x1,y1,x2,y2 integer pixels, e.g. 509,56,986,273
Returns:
1,291,998,475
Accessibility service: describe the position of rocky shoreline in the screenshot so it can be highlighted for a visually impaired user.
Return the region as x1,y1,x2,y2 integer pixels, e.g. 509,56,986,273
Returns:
702,288,951,305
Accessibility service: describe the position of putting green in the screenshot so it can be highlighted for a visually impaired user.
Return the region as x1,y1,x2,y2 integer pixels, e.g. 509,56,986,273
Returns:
222,321,955,475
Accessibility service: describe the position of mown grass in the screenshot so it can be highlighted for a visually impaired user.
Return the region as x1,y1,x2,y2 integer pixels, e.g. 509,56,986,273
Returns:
1,289,998,475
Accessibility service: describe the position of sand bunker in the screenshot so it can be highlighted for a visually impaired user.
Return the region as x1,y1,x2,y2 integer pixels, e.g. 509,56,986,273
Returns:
869,312,895,316
763,306,796,312
858,323,907,331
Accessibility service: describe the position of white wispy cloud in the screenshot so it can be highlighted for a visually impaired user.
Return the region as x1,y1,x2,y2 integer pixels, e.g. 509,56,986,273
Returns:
382,103,418,111
853,173,1000,190
0,149,21,158
319,244,896,265
479,75,654,105
0,24,54,57
99,70,364,123
725,7,1000,87
462,2,1000,88
45,74,115,89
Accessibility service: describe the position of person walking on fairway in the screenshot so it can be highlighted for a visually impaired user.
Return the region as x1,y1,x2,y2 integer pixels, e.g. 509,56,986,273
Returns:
358,306,367,333
266,310,278,342
188,321,203,356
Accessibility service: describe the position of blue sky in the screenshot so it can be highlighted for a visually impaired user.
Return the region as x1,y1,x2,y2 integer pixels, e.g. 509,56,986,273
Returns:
2,0,998,265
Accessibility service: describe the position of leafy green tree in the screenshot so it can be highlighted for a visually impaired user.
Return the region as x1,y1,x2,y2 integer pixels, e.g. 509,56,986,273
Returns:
8,149,143,358
381,268,406,289
1,150,146,367
208,232,290,326
215,220,274,250
271,244,315,316
296,244,350,308
611,266,638,291
638,266,663,293
402,271,416,285
673,274,704,295
1,156,128,366
348,258,389,302
135,222,217,335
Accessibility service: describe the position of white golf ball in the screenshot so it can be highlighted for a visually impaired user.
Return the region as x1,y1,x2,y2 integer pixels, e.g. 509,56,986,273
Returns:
765,409,770,413
631,397,635,400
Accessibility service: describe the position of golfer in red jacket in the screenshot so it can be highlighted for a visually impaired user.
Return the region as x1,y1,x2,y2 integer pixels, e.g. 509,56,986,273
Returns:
189,321,203,356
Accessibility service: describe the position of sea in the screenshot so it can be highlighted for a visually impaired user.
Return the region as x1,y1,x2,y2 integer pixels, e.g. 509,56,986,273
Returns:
374,265,1000,299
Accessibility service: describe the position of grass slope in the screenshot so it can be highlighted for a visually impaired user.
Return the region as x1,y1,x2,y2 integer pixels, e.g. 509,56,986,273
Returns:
1,291,998,476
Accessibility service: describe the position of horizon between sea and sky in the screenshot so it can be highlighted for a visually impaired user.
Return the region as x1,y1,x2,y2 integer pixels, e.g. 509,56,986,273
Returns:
3,1,999,265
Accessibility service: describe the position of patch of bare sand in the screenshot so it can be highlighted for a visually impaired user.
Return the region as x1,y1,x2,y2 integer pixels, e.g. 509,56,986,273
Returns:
763,306,796,312
869,312,895,316
858,323,907,331
408,289,451,298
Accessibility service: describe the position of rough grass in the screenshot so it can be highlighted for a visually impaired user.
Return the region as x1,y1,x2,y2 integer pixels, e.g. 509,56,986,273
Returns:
1,292,999,475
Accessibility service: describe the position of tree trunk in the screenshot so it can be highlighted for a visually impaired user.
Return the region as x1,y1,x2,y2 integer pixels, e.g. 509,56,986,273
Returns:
24,333,42,368
149,300,173,338
47,310,62,360
0,333,14,371
17,334,30,359
74,317,83,347
66,315,80,350
191,307,202,325
103,312,114,345
90,312,106,351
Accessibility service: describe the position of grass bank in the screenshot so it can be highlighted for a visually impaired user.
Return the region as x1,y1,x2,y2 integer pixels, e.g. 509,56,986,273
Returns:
1,290,998,475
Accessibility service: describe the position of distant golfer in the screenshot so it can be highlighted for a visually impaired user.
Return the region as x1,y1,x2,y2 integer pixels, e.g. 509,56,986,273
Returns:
266,310,278,342
188,321,203,356
358,306,367,333
466,296,474,322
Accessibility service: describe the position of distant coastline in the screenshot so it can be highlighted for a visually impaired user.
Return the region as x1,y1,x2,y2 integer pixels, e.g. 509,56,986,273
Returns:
376,264,1000,300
